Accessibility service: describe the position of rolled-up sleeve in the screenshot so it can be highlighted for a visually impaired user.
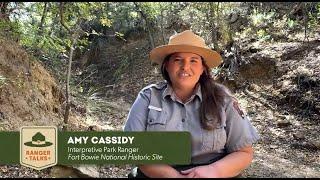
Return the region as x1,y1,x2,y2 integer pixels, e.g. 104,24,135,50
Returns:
224,98,260,153
123,89,151,131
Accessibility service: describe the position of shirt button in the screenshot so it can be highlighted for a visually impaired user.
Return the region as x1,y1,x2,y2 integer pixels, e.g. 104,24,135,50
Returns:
182,118,185,122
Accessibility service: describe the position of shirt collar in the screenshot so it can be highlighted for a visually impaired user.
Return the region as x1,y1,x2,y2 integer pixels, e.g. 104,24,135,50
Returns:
162,83,202,102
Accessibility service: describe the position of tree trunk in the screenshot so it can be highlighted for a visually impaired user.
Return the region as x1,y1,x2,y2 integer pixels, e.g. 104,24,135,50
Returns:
50,10,59,38
59,2,71,33
227,3,234,48
303,2,309,42
60,2,82,131
0,2,10,21
63,36,77,131
133,2,155,49
39,3,49,36
146,24,155,49
216,2,220,50
209,2,219,52
160,4,166,45
36,2,49,48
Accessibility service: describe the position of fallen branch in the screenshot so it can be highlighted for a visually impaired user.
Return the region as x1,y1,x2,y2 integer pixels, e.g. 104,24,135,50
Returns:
88,84,115,96
75,70,97,88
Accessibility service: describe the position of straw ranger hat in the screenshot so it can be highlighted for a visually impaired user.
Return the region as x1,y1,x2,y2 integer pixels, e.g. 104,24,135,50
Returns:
24,132,53,147
149,30,222,68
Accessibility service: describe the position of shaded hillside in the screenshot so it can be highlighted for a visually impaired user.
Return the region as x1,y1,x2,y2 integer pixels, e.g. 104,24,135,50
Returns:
74,32,164,104
219,38,320,122
79,31,320,123
0,38,84,131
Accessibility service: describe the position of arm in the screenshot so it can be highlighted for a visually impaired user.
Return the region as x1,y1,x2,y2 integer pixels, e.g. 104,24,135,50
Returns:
212,97,258,176
208,145,253,177
181,97,259,178
181,145,253,178
139,164,186,178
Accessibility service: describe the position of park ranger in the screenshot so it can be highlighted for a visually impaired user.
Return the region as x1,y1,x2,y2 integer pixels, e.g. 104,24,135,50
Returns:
124,30,259,178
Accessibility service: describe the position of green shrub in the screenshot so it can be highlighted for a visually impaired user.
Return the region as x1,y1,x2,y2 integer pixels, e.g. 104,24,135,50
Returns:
0,20,21,41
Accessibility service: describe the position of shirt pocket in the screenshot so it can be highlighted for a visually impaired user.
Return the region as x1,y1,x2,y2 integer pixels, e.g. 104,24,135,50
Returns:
146,108,167,131
202,124,227,152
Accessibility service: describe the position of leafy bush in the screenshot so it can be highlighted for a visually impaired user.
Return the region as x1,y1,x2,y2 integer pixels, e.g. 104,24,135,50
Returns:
0,20,21,41
257,29,271,41
250,9,275,28
287,18,297,29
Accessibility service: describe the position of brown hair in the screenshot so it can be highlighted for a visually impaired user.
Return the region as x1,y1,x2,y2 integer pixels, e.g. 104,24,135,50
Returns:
161,54,230,130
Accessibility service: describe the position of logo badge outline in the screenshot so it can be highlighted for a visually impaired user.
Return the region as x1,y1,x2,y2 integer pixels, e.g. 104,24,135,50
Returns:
20,126,57,170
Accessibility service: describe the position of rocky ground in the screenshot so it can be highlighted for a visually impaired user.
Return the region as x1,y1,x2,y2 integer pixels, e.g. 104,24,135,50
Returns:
0,32,319,177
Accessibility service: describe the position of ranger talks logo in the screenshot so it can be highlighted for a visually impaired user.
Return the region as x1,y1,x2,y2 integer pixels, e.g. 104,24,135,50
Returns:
20,126,57,170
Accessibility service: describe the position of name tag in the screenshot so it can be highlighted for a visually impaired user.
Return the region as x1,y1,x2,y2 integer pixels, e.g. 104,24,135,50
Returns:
148,105,162,112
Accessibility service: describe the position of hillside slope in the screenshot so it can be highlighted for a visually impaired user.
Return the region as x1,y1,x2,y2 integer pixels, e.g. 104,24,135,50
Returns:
0,38,85,131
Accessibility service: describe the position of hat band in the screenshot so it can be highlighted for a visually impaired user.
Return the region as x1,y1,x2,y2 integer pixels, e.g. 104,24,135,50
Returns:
32,140,46,145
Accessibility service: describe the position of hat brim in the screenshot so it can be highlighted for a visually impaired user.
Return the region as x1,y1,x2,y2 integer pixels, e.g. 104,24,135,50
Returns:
24,141,53,147
149,44,222,68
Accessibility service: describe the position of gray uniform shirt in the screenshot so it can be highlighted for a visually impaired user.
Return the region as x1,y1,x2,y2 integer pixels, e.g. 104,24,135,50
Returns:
124,81,260,164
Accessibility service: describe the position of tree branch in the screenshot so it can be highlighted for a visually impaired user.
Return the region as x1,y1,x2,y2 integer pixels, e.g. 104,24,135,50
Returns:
59,2,71,33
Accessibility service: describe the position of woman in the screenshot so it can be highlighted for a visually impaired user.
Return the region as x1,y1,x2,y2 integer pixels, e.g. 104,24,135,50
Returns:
124,30,259,178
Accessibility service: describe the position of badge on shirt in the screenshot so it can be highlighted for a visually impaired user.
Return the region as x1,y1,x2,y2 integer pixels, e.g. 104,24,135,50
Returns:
233,100,245,119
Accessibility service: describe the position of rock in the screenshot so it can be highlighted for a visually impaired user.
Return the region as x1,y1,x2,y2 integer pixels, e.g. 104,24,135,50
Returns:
278,114,294,121
50,165,80,178
88,124,105,131
248,46,260,53
292,132,305,140
248,83,261,92
0,111,4,121
270,144,278,149
247,110,256,116
310,140,320,150
315,103,320,112
281,80,292,89
74,164,100,178
292,141,320,151
0,166,8,173
255,102,263,107
271,89,280,96
277,120,291,127
266,110,273,120
50,165,100,178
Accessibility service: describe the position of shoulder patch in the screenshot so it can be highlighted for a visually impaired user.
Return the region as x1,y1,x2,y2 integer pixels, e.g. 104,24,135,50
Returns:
232,100,245,119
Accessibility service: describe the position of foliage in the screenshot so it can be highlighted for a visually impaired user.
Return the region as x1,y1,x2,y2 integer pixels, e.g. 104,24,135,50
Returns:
257,29,271,41
1,2,319,75
287,18,297,29
250,9,276,27
100,18,112,27
247,8,276,41
0,20,20,40
307,3,320,30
